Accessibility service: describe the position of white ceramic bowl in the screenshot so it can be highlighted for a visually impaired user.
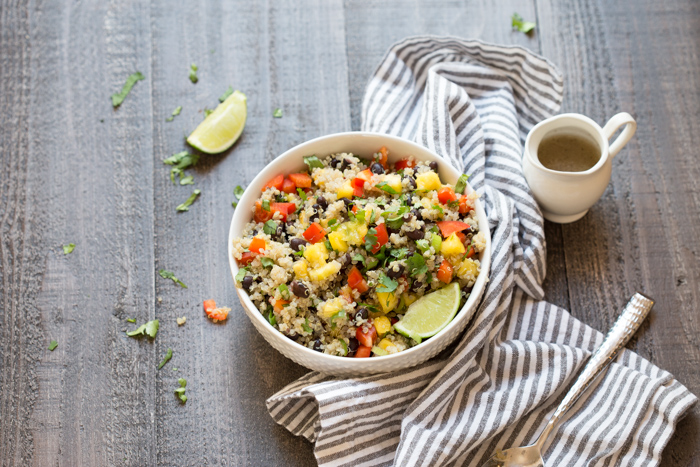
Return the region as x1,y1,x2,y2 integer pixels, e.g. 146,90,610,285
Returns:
228,132,491,376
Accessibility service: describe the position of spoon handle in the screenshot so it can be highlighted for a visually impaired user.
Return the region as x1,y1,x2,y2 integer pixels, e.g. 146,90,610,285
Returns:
534,293,654,450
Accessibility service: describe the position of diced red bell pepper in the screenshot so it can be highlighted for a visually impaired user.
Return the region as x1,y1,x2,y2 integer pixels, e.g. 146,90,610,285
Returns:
203,299,217,313
273,299,289,313
351,204,359,214
377,146,388,168
356,325,377,348
263,174,284,191
356,168,373,183
437,260,453,284
465,242,476,259
459,195,473,215
355,345,372,358
352,183,364,198
455,232,467,244
249,237,266,254
281,177,297,194
347,266,369,293
254,201,274,223
437,186,457,204
394,158,416,170
436,221,471,238
238,251,257,266
271,202,296,222
288,172,312,188
302,222,326,244
371,223,389,254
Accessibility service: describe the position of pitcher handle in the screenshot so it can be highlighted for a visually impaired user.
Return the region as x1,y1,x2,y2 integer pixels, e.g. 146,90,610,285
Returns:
603,112,637,159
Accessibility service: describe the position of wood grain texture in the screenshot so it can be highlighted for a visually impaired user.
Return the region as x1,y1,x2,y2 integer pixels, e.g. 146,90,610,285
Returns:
0,0,698,465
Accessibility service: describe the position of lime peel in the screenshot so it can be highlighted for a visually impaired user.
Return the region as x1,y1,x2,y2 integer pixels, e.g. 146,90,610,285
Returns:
393,282,461,340
187,90,247,154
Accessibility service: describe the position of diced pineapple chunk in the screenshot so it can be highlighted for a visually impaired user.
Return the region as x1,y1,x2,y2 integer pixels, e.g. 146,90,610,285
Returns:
304,242,329,268
309,260,341,282
384,174,402,193
416,171,442,191
328,230,348,252
441,233,465,257
377,338,397,352
456,258,479,278
374,316,392,336
377,291,399,313
337,180,354,199
344,222,368,246
293,259,309,279
404,293,418,306
318,296,347,320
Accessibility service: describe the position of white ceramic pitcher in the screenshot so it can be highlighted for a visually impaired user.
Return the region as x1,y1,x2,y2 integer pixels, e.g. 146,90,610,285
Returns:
522,113,637,223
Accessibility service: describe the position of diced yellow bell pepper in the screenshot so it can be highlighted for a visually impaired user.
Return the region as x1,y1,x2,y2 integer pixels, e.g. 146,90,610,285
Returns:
293,259,309,279
309,260,341,282
318,296,346,319
455,258,479,278
304,242,329,268
374,316,392,336
377,291,399,313
328,230,348,252
337,180,354,200
441,233,465,257
416,171,442,191
377,338,396,351
344,222,368,246
384,174,403,194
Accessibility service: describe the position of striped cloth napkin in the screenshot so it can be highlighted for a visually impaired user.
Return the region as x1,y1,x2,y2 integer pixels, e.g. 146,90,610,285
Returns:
266,37,697,466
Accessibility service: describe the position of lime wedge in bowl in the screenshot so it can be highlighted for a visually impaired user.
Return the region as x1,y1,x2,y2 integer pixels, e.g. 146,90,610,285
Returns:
187,90,247,154
393,282,461,342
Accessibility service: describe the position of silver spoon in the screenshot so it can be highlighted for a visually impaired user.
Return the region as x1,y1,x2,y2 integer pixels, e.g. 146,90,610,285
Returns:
480,293,654,467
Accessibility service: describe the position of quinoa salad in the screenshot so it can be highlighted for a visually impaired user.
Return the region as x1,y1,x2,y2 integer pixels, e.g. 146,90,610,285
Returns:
232,147,487,358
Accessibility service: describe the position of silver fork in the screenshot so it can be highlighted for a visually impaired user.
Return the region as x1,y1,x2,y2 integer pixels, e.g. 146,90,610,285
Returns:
480,293,654,467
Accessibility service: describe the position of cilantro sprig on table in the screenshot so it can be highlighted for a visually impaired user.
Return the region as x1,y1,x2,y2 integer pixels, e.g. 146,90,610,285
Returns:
111,72,144,107
126,319,159,338
511,13,536,34
166,106,182,122
176,189,201,212
159,269,188,288
63,243,75,255
158,348,173,369
163,151,200,184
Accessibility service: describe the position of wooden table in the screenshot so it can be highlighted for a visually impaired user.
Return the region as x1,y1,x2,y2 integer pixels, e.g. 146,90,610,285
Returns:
1,0,698,465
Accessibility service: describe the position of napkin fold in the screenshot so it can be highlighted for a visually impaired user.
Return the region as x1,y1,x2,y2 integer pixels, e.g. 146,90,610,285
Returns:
266,37,697,466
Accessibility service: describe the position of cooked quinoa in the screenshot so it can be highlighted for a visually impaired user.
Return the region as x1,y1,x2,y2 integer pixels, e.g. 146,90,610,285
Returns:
232,148,486,358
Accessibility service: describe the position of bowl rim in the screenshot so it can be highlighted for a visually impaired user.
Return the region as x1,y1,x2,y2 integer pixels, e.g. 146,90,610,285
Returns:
228,131,491,369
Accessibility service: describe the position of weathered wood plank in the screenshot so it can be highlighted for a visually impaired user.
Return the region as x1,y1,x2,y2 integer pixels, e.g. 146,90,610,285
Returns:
149,1,349,465
536,0,700,463
0,0,159,465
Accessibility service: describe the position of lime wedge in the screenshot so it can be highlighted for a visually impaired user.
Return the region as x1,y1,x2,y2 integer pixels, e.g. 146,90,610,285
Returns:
187,90,247,154
393,282,461,340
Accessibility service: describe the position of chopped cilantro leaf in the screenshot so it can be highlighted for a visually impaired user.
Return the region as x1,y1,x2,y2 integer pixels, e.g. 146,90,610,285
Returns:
377,273,398,293
204,108,213,118
232,202,237,208
364,228,378,252
261,257,274,268
355,209,366,224
351,253,365,265
126,319,159,338
159,269,188,288
111,71,145,107
302,318,312,333
189,63,198,83
262,199,270,211
127,318,136,323
365,257,379,270
303,155,324,170
512,13,536,34
390,247,409,260
63,243,75,255
166,106,182,122
175,378,187,403
407,253,428,277
268,309,277,326
279,284,290,300
178,378,187,387
375,181,399,195
179,175,194,185
263,220,278,235
297,188,307,201
327,219,337,227
339,339,348,356
219,86,233,102
158,348,173,369
163,151,199,184
235,267,248,282
234,185,245,199
330,310,346,329
273,108,283,118
432,204,444,215
176,189,201,212
455,174,469,194
48,340,58,351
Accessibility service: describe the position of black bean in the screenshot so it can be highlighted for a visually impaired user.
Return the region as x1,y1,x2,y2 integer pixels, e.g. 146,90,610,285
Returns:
355,307,369,322
387,263,405,279
310,212,320,223
403,212,414,222
291,280,310,298
411,280,424,292
330,158,341,168
387,225,400,235
406,175,417,189
429,161,439,171
339,253,352,267
347,337,359,356
341,158,351,170
241,275,254,291
312,339,323,352
371,162,385,174
317,196,328,210
312,203,322,213
341,198,354,211
290,237,307,252
411,208,423,221
275,223,285,239
287,333,301,341
406,229,424,240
